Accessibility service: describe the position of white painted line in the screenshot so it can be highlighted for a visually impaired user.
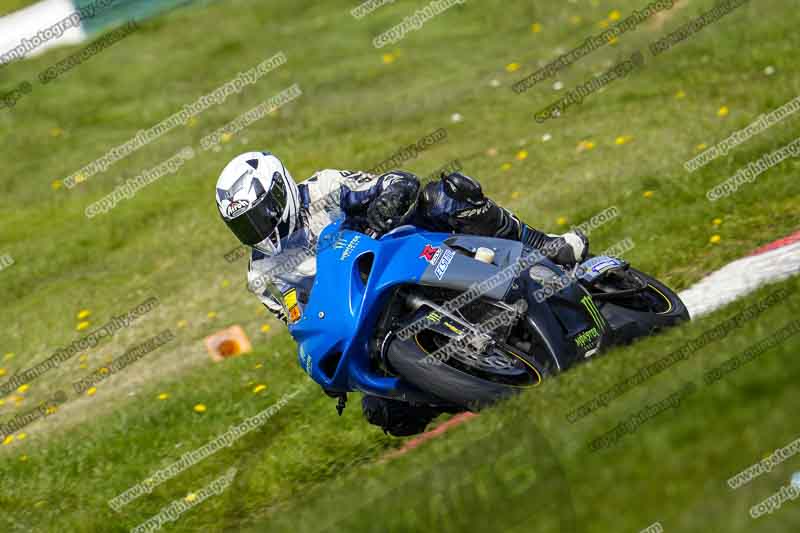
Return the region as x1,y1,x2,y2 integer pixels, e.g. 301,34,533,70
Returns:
0,0,87,66
679,240,800,319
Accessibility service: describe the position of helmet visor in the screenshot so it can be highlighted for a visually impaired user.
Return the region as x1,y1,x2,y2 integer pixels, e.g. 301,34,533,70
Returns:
224,177,288,246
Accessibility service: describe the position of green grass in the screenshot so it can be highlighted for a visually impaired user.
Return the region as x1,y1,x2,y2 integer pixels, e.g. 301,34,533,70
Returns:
0,0,798,531
0,0,36,15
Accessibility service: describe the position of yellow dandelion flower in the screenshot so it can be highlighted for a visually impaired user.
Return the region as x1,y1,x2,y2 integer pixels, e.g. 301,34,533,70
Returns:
556,217,569,226
77,309,91,320
710,235,722,244
695,143,708,152
609,10,621,21
74,173,86,183
99,367,109,375
260,324,271,333
14,396,24,406
76,321,90,331
607,36,618,45
194,404,207,413
221,279,230,288
253,384,267,394
578,140,596,151
3,435,14,445
675,90,686,99
515,150,528,161
51,180,63,190
221,133,233,144
17,384,28,394
500,162,513,171
80,363,88,369
643,191,654,199
598,19,609,29
86,387,97,396
382,53,396,64
510,191,521,200
46,406,57,415
187,117,198,128
177,319,188,328
17,433,26,440
717,106,729,117
185,493,197,503
158,393,169,400
254,363,263,369
20,455,28,462
50,127,64,137
207,311,217,319
531,22,542,33
0,399,4,406
615,135,633,145
0,368,5,377
712,218,723,226
505,62,521,73
79,354,88,362
4,352,14,360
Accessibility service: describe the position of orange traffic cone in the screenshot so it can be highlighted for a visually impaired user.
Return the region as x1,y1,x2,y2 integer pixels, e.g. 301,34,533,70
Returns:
205,325,252,362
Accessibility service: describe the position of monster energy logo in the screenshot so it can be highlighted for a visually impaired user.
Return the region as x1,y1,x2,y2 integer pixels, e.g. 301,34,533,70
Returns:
426,311,442,322
575,327,600,348
581,296,605,331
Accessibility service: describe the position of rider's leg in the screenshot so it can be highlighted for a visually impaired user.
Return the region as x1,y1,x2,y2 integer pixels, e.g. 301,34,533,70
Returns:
415,172,588,265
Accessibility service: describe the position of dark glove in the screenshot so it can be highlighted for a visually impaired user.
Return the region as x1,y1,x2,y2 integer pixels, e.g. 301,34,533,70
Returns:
366,187,417,234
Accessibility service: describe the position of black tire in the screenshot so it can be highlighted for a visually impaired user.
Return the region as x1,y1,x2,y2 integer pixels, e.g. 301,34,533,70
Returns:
594,268,690,341
385,335,542,410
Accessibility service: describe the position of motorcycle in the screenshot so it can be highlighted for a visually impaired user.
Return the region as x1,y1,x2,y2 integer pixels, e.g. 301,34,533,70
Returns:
286,219,689,433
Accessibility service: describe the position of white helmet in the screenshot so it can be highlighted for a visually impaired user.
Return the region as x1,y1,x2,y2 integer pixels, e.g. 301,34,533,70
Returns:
215,152,300,255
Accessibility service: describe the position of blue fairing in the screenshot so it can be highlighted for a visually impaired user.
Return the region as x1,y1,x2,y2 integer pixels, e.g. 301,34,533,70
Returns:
289,221,450,399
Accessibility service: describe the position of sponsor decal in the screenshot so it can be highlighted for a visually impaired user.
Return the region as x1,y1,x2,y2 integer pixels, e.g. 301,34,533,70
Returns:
575,326,600,349
426,311,442,322
299,345,312,375
419,244,440,262
434,249,456,280
283,289,302,323
457,203,490,218
226,199,250,218
443,321,463,335
580,295,606,331
590,258,623,274
283,289,297,308
339,235,361,261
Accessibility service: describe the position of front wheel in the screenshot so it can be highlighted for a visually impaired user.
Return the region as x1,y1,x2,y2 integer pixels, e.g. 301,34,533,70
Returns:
589,267,689,342
385,332,543,410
